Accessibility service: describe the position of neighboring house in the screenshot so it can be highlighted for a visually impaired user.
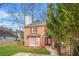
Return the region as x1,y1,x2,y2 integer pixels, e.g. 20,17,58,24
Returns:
15,30,24,40
0,26,16,41
24,21,53,49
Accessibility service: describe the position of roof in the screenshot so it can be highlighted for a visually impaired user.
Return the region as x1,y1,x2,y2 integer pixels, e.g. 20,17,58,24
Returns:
0,26,16,37
27,33,41,37
25,21,46,28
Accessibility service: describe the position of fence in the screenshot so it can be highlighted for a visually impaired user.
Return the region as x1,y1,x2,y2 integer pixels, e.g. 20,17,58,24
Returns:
59,38,79,56
0,40,17,47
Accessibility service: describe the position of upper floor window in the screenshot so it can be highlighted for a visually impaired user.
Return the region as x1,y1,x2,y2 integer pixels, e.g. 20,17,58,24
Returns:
31,27,37,33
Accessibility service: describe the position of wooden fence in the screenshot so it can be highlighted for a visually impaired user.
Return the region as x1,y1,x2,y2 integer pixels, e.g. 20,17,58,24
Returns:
0,40,17,47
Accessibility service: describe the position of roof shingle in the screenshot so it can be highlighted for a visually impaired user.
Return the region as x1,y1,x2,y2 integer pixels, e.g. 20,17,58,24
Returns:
25,21,46,28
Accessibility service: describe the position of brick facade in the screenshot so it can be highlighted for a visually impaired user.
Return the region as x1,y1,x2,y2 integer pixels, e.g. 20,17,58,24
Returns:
24,25,46,49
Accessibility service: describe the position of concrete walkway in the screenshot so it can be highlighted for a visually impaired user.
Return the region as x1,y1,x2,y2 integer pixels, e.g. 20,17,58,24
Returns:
12,46,59,56
12,53,49,56
45,46,59,56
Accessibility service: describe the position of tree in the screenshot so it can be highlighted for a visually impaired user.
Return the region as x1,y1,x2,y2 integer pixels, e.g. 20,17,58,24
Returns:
61,4,79,55
47,3,79,55
47,4,63,41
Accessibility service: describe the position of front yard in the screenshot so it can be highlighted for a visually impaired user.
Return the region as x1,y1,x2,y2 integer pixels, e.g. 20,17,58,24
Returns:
0,45,50,56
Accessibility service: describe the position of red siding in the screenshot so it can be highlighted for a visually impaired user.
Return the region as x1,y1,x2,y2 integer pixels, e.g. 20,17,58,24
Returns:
30,27,32,33
36,26,37,33
44,26,46,32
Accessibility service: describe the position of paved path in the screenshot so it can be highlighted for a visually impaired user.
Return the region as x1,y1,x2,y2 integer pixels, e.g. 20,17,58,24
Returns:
45,46,59,56
12,53,49,56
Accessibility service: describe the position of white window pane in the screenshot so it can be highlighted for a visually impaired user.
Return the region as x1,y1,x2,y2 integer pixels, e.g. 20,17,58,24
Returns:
32,27,36,33
28,37,40,46
36,38,40,46
28,38,35,46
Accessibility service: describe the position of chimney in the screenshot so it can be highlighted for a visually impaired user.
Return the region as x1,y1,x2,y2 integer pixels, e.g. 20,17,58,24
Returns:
25,16,32,25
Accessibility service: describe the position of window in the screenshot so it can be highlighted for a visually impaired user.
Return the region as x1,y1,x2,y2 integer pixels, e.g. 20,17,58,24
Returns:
32,27,36,33
28,37,40,46
36,38,40,46
48,38,51,43
28,38,35,46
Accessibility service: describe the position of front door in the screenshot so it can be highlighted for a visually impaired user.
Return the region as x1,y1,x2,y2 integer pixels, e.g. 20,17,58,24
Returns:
45,38,52,46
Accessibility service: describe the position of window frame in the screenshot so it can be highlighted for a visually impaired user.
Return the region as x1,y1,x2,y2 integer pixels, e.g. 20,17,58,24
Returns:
31,27,37,33
28,37,40,46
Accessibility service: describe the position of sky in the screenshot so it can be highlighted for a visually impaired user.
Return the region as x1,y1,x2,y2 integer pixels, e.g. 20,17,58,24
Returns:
0,3,56,31
0,3,48,30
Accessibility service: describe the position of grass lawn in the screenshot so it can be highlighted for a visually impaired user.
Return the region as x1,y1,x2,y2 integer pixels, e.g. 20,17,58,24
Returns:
0,45,50,56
